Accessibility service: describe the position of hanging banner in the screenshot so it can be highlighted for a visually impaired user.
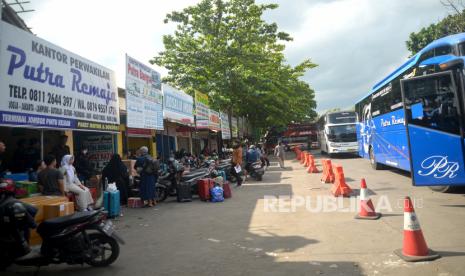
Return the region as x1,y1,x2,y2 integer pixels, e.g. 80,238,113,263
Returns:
209,110,221,131
220,112,231,139
232,117,238,138
195,91,210,129
162,84,194,125
0,21,120,131
125,55,163,130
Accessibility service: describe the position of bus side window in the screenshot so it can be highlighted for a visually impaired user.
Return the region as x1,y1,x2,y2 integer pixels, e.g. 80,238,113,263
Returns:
404,74,460,135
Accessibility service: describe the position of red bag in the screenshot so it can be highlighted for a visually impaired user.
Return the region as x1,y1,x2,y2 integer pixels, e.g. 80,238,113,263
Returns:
198,179,214,201
88,187,97,201
223,182,232,199
128,197,143,208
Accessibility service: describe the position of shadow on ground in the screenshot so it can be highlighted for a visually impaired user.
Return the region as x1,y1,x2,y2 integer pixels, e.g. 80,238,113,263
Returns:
5,158,364,276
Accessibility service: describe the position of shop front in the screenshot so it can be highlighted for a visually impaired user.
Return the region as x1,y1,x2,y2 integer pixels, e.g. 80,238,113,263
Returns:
161,84,194,159
0,21,120,177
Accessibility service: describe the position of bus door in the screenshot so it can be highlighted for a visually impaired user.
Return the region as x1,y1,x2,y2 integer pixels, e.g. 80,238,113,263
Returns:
401,71,465,186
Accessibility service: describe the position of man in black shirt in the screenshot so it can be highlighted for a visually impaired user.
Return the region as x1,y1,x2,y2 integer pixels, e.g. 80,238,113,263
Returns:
38,154,65,196
51,135,70,168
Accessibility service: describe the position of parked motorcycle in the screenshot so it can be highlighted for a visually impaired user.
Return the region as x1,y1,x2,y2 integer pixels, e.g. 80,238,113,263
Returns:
247,161,265,181
156,158,184,202
0,189,124,270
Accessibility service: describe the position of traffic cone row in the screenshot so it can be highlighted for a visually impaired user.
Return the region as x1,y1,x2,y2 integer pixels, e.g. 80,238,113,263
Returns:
300,152,440,263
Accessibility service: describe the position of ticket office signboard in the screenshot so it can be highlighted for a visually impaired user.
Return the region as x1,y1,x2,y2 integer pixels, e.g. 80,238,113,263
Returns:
0,21,120,132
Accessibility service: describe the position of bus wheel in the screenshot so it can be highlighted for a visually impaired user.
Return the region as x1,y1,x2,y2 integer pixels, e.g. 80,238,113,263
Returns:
369,148,382,170
428,186,456,193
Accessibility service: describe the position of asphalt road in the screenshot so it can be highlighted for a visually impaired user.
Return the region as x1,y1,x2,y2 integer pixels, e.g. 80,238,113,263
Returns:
5,151,465,276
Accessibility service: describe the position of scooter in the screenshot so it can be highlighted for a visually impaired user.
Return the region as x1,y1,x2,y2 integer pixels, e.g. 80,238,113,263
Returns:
156,159,184,202
247,161,265,181
0,194,124,271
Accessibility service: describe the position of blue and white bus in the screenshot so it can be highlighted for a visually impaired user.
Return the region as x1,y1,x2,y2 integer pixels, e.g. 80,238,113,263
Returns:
355,33,465,191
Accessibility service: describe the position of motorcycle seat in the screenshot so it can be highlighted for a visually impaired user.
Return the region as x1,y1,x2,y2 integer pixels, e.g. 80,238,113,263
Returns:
181,170,207,181
37,211,99,237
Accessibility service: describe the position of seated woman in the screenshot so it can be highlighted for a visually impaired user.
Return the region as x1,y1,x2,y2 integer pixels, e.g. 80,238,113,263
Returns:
60,155,94,211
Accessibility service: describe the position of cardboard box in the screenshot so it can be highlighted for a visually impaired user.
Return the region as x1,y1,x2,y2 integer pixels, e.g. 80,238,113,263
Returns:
20,196,69,222
122,160,138,176
29,229,42,246
43,202,74,220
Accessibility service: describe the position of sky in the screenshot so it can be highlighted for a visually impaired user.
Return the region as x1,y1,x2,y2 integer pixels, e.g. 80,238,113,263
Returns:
17,0,451,113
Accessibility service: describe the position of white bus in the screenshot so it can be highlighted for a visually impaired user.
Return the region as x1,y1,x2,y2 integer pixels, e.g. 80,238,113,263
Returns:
317,111,358,156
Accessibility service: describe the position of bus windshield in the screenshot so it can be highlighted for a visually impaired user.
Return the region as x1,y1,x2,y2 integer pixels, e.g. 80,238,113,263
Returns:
327,112,357,124
327,124,357,142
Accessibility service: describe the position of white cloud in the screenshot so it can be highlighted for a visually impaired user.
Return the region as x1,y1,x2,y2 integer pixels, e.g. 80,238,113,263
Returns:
22,0,201,87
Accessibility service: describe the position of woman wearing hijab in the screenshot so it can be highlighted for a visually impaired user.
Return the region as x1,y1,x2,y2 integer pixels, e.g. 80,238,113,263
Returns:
134,146,157,207
102,154,129,205
60,155,94,211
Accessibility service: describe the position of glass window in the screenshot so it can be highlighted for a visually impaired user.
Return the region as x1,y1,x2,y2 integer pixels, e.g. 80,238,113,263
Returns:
371,83,393,116
327,124,357,142
327,112,357,124
402,72,460,135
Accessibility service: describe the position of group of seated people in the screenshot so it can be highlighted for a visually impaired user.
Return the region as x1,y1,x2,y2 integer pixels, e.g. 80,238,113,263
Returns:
37,154,94,211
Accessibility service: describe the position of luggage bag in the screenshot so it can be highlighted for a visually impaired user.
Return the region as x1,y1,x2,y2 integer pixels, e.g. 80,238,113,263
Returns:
103,190,120,218
223,182,232,198
177,182,193,202
197,179,214,201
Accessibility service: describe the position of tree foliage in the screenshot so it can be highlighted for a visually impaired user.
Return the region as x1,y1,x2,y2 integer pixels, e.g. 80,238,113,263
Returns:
406,0,465,55
151,0,317,134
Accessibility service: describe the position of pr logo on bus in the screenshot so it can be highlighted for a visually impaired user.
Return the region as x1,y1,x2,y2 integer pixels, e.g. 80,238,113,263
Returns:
418,156,459,179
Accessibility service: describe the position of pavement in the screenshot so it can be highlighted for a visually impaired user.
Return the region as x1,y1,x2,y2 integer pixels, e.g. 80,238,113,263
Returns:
5,151,465,276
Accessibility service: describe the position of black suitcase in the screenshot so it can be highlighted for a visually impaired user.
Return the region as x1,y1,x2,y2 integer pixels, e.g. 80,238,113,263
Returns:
177,182,192,202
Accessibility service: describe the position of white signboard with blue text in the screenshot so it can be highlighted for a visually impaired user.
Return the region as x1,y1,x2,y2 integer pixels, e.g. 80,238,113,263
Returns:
162,84,194,125
0,21,120,131
125,55,163,130
220,112,231,139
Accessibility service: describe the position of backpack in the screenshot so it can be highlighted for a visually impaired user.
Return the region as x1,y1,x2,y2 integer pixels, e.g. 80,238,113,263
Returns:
143,157,160,175
210,185,224,202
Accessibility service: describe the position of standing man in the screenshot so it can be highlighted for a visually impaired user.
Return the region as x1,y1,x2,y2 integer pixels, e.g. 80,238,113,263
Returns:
52,135,70,168
274,142,285,169
231,142,243,186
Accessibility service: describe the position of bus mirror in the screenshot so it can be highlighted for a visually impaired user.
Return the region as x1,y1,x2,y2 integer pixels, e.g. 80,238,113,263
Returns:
439,58,464,71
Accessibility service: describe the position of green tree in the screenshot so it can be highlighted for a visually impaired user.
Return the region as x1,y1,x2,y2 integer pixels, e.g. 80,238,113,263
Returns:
406,1,465,55
151,0,317,136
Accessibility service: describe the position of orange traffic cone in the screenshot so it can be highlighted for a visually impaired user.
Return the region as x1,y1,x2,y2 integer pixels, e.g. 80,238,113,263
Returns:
307,155,319,173
320,159,335,183
304,153,310,167
355,179,381,220
295,148,301,160
300,152,306,164
331,165,352,197
394,197,440,262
